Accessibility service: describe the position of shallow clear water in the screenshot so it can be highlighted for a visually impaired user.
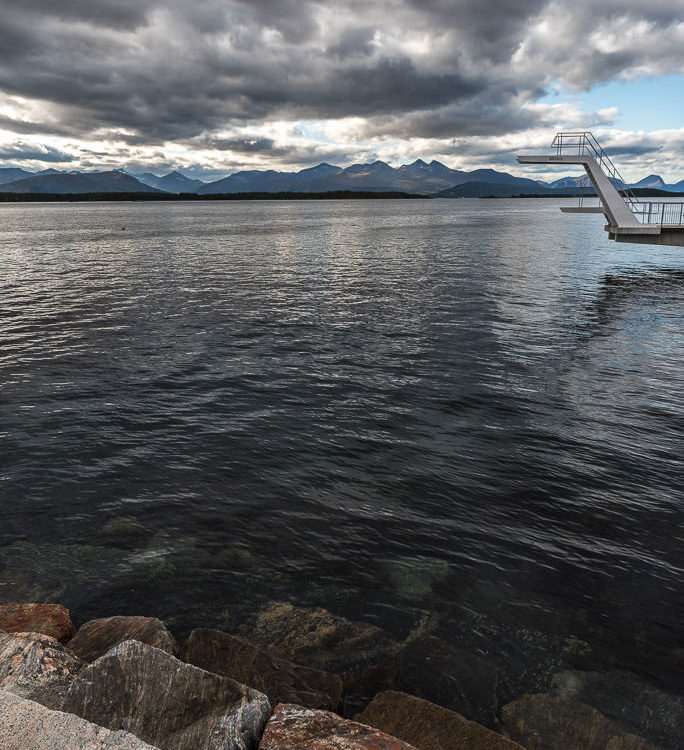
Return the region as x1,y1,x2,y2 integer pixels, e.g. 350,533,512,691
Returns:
1,199,682,728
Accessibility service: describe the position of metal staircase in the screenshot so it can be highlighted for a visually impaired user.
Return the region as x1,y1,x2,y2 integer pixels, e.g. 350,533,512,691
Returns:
550,132,640,212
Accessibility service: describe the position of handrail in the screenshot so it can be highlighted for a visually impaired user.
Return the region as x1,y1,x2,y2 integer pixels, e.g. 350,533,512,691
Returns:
633,201,684,227
550,132,641,213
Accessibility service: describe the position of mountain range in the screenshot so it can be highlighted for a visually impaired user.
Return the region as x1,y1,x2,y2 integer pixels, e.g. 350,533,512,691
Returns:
1,161,683,196
0,169,162,194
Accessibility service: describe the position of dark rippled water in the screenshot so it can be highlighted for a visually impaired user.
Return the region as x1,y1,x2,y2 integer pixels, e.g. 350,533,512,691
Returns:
1,199,682,732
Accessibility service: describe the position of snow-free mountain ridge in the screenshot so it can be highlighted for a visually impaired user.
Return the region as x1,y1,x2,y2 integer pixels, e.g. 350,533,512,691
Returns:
1,161,682,196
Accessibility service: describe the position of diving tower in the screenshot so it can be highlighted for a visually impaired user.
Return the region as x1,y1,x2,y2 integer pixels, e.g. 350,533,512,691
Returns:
517,132,684,247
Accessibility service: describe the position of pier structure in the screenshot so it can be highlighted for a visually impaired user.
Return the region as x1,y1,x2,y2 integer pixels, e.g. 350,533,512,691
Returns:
517,132,684,246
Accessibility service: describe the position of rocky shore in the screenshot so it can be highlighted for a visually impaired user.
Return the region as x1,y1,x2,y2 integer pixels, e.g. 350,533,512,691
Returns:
0,602,672,749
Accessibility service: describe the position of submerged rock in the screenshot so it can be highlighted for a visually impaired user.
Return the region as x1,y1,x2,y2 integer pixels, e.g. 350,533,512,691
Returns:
392,634,499,727
0,542,124,603
66,615,178,663
0,692,160,750
258,702,418,750
380,556,450,600
0,602,75,643
63,639,271,750
101,516,147,549
184,628,343,711
244,603,400,701
501,694,659,750
0,631,85,709
358,690,525,750
551,669,684,749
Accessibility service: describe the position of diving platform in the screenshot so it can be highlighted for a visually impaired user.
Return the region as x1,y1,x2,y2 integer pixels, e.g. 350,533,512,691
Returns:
517,132,684,247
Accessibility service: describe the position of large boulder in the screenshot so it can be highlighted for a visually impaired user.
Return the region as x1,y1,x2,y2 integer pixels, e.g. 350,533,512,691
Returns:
66,615,178,663
258,702,418,750
0,692,160,750
501,694,659,750
184,628,343,711
0,602,75,642
62,639,271,750
244,603,399,702
392,634,499,727
0,631,85,709
358,690,526,750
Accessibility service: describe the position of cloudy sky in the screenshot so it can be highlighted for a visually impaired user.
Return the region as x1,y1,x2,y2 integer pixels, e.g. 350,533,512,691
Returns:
0,0,683,181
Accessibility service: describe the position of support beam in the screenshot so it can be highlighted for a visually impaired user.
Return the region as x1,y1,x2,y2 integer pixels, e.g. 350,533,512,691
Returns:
517,154,640,228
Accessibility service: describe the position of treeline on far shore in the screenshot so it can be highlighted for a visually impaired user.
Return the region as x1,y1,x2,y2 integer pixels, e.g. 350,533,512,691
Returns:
0,190,429,202
501,187,684,199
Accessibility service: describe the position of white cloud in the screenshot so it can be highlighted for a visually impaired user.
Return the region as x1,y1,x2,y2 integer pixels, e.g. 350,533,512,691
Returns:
0,1,682,180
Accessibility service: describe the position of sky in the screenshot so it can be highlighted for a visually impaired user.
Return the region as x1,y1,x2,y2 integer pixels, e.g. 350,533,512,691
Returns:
0,0,683,182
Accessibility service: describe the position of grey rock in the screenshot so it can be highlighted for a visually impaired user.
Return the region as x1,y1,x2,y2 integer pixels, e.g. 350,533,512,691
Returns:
501,694,660,750
0,691,160,750
0,631,85,709
63,639,271,750
66,615,178,663
184,628,343,711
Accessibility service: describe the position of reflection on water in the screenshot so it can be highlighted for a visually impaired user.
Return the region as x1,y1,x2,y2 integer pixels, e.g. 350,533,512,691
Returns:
0,199,682,744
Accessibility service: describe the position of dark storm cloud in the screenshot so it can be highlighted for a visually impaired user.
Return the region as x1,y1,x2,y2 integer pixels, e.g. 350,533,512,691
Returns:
365,96,541,140
0,0,682,146
10,0,147,29
199,136,280,154
190,134,358,168
0,116,72,137
327,27,377,60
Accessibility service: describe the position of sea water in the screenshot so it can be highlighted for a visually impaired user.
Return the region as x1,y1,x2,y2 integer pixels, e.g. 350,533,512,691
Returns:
1,199,682,740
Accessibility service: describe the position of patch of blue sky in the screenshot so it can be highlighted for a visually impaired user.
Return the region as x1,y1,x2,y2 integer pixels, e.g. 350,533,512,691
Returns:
294,120,377,154
295,121,335,143
542,74,684,131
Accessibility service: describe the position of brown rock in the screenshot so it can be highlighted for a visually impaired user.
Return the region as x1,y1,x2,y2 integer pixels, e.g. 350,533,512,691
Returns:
0,631,85,709
359,690,525,750
0,691,161,750
393,634,499,727
66,615,178,662
0,602,75,642
501,694,658,750
184,628,343,711
258,702,418,750
245,603,399,700
63,639,271,750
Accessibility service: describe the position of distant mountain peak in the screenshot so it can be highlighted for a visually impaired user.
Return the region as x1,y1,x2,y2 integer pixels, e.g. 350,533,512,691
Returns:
632,173,666,188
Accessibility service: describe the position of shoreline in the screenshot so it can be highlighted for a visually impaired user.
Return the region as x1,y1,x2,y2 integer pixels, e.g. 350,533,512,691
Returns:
0,600,672,750
0,190,429,202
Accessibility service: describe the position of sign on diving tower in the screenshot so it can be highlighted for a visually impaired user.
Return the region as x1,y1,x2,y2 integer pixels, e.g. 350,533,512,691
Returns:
517,132,684,247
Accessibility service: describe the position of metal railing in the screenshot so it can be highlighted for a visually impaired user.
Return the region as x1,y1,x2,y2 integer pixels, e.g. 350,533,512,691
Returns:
633,201,684,227
551,131,641,212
